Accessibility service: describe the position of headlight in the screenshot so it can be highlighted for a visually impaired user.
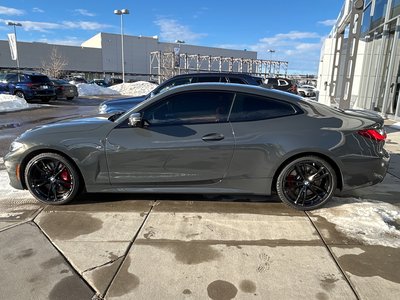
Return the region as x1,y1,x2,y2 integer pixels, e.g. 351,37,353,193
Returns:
9,141,24,152
99,104,108,114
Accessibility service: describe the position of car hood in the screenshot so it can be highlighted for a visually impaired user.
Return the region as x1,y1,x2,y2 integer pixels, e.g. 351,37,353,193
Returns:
102,95,147,106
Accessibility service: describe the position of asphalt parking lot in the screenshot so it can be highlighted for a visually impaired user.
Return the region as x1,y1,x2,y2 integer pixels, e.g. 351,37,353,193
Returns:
0,101,399,299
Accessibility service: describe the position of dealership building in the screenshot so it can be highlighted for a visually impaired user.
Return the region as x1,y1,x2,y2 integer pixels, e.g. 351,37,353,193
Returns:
318,0,400,119
0,32,257,81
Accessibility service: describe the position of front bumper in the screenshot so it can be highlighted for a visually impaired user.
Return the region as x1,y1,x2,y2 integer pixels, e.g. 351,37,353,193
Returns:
4,151,24,190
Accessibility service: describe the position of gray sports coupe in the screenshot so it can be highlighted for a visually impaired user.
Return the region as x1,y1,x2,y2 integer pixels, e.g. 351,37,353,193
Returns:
4,83,390,210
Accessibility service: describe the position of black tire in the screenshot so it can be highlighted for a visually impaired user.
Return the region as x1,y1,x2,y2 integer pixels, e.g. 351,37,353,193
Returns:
24,153,81,205
42,97,51,103
276,156,336,210
66,96,74,100
15,91,25,99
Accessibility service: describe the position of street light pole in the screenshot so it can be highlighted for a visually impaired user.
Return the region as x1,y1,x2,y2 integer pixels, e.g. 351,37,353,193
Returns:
7,21,22,70
114,9,129,83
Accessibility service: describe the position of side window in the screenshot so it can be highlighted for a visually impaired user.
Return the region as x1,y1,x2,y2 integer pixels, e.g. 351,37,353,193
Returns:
278,79,289,86
228,77,246,84
229,93,297,122
19,74,30,82
194,76,222,83
142,91,234,125
265,78,277,85
6,74,17,82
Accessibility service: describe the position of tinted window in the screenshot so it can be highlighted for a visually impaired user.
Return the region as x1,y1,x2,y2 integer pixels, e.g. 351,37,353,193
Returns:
143,91,234,125
228,77,246,84
265,78,277,85
30,75,51,83
278,79,289,86
229,93,297,122
6,74,17,82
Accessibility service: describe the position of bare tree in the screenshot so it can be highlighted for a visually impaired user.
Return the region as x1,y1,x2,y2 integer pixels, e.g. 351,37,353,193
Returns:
41,47,68,78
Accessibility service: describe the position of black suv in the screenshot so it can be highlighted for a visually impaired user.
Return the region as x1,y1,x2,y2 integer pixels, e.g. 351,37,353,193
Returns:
264,77,297,94
0,72,56,102
99,72,266,114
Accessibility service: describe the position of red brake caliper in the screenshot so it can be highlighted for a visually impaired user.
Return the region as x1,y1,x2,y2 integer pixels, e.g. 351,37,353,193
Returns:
60,168,71,188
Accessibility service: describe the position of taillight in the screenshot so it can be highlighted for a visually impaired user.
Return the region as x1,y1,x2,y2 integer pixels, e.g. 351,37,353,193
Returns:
357,128,386,141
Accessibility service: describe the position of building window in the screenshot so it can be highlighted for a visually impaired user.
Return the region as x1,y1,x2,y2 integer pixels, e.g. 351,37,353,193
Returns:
391,0,400,18
361,3,373,36
371,0,389,29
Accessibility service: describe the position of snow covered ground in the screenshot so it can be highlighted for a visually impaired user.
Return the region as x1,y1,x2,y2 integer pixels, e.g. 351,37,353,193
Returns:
313,197,400,247
0,82,158,110
108,81,158,96
0,94,33,112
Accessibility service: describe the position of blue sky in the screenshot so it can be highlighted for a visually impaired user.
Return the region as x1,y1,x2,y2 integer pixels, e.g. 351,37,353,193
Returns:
0,1,343,74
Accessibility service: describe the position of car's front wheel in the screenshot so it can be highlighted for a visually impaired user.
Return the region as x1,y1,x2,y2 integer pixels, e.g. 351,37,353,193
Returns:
24,153,81,205
276,156,336,210
66,96,74,100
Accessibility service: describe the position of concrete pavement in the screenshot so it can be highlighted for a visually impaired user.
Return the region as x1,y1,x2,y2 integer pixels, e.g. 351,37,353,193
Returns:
0,122,399,299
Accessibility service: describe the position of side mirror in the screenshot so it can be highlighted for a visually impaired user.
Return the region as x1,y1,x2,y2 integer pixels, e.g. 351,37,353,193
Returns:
128,113,143,127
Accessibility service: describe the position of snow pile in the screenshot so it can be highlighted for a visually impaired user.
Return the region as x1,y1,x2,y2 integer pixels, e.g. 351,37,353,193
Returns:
109,81,158,96
0,170,32,201
314,198,400,247
391,122,400,130
76,83,120,96
0,94,31,112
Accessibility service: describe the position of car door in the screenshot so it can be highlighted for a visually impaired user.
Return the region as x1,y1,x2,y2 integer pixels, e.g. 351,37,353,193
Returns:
106,90,235,185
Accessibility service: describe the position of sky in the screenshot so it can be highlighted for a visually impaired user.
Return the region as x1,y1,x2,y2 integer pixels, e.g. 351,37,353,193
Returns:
0,1,343,74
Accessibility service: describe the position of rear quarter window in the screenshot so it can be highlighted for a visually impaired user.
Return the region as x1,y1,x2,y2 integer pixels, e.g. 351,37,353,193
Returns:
229,93,298,122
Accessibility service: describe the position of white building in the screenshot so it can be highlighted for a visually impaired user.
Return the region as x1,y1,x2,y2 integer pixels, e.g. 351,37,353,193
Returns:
318,0,400,119
0,32,257,80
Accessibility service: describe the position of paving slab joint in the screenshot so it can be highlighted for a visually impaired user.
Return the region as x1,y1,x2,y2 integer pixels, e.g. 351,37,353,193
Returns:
82,255,125,274
305,211,361,300
101,202,155,298
32,219,97,296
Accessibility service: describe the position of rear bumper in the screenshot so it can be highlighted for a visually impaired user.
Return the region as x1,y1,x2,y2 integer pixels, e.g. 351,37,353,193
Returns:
340,149,390,191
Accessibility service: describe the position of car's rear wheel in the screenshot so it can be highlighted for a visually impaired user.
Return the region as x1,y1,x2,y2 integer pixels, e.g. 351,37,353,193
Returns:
24,153,80,205
276,156,336,210
42,97,51,103
15,91,25,99
66,96,74,100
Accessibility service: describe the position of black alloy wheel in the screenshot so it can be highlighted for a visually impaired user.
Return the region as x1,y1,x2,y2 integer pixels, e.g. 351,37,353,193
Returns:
15,91,25,99
276,156,336,210
25,153,80,204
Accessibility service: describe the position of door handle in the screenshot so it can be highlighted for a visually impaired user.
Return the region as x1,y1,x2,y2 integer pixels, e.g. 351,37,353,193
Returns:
202,133,225,141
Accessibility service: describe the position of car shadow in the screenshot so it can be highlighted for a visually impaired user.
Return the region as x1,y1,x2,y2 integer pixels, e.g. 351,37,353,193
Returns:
71,192,281,206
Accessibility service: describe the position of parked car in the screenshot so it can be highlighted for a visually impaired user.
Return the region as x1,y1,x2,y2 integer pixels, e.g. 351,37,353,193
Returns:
264,77,297,94
0,72,55,102
89,79,109,87
297,85,316,98
5,83,389,210
69,77,87,85
109,78,123,86
51,79,79,100
99,72,266,114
